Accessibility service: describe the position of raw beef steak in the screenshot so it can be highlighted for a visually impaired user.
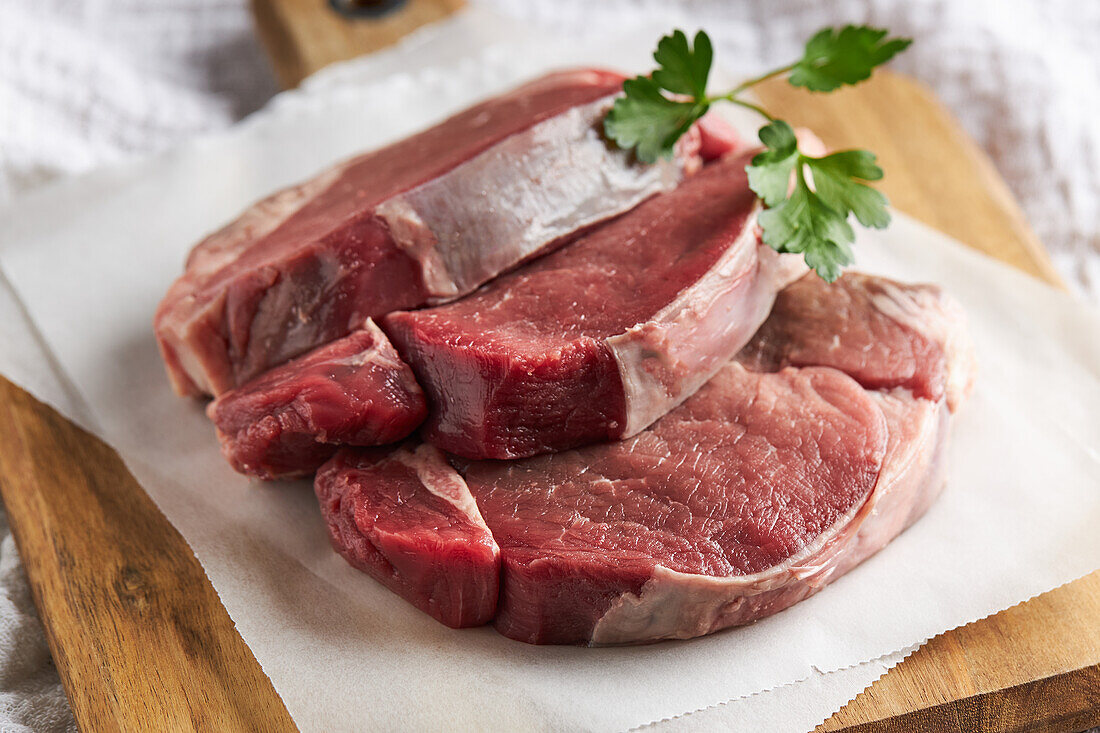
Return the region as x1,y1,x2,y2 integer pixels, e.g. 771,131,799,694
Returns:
156,69,737,397
208,320,425,479
319,273,973,644
462,273,973,644
384,150,806,460
315,443,500,628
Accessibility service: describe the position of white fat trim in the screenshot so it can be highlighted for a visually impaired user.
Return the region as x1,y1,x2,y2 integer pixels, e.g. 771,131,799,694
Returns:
330,319,414,374
396,444,495,536
167,320,217,396
373,197,459,299
380,94,685,303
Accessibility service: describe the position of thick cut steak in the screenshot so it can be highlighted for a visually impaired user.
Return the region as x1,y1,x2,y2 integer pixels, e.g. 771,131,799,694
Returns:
384,151,806,460
157,69,737,397
463,273,973,644
315,443,500,628
320,273,973,645
208,320,425,479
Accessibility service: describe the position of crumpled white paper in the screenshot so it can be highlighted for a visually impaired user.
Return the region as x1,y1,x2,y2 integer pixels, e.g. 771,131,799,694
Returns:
0,12,1097,732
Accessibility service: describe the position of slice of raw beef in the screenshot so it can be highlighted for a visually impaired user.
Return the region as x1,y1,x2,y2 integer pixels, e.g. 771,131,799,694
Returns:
737,272,974,410
461,273,974,644
384,150,807,460
208,320,425,479
319,273,973,644
315,443,500,628
156,69,738,397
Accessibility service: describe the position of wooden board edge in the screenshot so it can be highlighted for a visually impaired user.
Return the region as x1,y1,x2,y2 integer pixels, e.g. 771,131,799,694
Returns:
251,0,466,88
0,376,296,731
822,570,1100,731
756,70,1066,290
830,666,1100,733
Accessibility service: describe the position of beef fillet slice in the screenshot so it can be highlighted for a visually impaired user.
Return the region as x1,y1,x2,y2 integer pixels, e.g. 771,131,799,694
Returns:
321,273,974,644
208,319,426,479
384,150,806,460
157,69,738,397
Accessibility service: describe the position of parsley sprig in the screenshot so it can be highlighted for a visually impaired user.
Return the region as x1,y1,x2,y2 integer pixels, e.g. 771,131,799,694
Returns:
604,26,911,281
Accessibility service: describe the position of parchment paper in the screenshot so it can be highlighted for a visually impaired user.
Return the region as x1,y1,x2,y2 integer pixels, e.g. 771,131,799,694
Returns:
0,11,1097,732
653,646,914,732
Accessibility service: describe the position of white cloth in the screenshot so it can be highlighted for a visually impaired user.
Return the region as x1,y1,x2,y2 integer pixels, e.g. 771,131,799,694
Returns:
1,1,1098,731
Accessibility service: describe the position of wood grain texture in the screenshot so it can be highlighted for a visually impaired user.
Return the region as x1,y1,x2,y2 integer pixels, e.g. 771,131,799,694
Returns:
251,0,465,88
755,70,1065,288
0,5,1093,730
829,667,1100,733
819,574,1100,732
0,376,297,731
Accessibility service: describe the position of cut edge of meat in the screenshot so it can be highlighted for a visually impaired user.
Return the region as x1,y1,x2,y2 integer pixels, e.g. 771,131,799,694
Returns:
207,318,427,480
608,222,808,437
316,443,501,628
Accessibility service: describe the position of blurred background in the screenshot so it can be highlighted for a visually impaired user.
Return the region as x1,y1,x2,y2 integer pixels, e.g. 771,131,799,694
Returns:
0,1,1098,729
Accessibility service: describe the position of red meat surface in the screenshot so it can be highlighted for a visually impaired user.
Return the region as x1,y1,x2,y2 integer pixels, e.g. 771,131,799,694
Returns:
156,69,738,397
320,274,974,644
208,320,425,479
384,150,806,460
315,443,500,628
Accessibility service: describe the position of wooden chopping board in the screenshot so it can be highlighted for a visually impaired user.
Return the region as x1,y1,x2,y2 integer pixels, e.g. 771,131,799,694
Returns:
0,1,1095,730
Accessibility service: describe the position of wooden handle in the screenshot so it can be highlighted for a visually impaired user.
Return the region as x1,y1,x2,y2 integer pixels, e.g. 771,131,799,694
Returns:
251,0,466,87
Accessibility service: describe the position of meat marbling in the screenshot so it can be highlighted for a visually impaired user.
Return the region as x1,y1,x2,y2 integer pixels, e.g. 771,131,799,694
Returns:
208,319,425,479
318,273,974,644
384,150,807,460
157,69,738,397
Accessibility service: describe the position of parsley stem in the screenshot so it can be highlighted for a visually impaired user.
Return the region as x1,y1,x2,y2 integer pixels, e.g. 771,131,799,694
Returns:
723,97,776,122
706,62,799,123
728,63,798,95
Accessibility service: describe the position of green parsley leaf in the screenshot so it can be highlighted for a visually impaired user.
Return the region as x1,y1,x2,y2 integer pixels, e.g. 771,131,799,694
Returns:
805,150,890,228
604,76,708,163
604,30,714,163
789,25,912,92
757,180,855,283
651,30,713,98
606,24,910,280
746,120,798,206
748,123,887,282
